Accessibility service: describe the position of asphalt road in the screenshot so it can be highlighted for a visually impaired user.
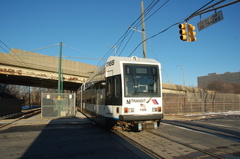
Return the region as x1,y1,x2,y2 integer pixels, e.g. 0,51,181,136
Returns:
159,117,240,158
0,113,239,159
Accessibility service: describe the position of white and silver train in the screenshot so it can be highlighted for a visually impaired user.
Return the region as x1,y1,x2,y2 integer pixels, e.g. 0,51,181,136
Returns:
77,56,163,131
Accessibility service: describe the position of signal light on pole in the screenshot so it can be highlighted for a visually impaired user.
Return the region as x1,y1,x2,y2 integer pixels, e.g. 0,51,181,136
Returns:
188,24,197,42
179,23,187,41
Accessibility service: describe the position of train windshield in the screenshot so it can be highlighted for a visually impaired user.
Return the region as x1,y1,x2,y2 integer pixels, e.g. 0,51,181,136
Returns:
124,64,161,97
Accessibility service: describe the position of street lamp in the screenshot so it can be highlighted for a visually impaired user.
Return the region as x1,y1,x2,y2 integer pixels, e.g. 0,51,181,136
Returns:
176,65,186,86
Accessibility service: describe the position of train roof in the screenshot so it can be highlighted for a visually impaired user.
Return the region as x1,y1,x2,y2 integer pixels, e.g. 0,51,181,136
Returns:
86,56,160,83
107,56,160,64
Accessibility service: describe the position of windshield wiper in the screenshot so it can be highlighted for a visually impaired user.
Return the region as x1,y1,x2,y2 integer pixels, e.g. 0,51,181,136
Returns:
146,92,154,103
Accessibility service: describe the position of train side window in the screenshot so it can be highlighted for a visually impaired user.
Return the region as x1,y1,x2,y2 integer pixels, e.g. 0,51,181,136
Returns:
115,76,120,97
107,78,113,97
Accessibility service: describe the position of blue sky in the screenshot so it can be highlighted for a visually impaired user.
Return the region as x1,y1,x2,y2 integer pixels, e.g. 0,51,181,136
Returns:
1,0,239,87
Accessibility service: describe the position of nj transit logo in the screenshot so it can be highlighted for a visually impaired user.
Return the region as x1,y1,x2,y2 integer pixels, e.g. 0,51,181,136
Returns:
151,99,159,105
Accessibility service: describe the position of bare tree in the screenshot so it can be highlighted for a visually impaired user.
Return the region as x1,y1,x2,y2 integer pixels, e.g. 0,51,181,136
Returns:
207,81,240,94
1,84,59,105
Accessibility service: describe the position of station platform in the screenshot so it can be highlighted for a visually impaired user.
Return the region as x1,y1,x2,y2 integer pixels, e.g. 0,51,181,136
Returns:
0,111,151,159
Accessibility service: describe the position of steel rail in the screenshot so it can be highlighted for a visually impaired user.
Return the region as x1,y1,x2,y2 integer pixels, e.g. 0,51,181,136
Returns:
0,109,41,129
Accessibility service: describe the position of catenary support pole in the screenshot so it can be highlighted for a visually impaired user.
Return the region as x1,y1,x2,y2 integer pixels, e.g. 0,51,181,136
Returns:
58,42,63,93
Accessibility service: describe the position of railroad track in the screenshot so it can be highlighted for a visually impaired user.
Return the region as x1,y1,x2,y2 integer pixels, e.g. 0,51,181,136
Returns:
0,108,41,130
111,129,164,159
113,129,225,159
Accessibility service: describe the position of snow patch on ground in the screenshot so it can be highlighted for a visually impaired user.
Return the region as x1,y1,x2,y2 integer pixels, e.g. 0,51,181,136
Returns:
184,111,240,119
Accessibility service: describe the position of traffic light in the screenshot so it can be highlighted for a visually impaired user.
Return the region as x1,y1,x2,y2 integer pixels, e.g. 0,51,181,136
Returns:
179,23,197,42
188,24,197,42
179,23,187,41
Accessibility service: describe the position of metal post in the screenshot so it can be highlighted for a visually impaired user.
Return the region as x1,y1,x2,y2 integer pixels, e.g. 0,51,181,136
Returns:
61,70,63,92
58,42,63,93
29,86,31,108
141,1,147,58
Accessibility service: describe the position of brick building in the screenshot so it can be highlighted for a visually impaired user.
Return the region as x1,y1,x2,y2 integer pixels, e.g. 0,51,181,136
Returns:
198,71,240,89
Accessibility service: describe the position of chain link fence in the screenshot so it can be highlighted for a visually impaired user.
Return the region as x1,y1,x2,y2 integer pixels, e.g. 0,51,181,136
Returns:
41,93,76,118
163,92,240,114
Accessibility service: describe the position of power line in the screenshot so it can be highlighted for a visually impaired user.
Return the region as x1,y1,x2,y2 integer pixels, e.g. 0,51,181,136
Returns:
0,40,29,68
12,44,59,56
185,0,215,22
118,30,136,56
0,40,11,52
117,0,170,58
185,0,240,21
135,0,170,28
128,0,239,57
29,44,59,53
62,56,103,60
97,0,164,66
0,45,9,53
134,0,161,28
119,0,164,54
128,22,182,57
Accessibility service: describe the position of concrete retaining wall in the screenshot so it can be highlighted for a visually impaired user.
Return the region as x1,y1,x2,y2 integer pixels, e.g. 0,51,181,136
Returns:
0,98,23,116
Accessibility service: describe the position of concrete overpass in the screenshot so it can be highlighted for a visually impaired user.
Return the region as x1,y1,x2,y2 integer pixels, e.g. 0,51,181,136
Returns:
0,48,200,93
0,48,98,91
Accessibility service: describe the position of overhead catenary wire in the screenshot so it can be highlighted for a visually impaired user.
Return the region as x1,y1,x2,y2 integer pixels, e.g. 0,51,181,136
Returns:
128,21,183,57
1,41,103,67
29,44,59,54
11,44,59,56
96,0,165,67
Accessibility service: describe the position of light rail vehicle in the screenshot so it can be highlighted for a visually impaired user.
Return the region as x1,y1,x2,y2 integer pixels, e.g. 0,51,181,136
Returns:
77,56,163,131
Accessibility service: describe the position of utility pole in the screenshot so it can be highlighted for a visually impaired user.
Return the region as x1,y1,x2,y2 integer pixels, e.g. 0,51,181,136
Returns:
58,42,63,93
141,1,147,58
